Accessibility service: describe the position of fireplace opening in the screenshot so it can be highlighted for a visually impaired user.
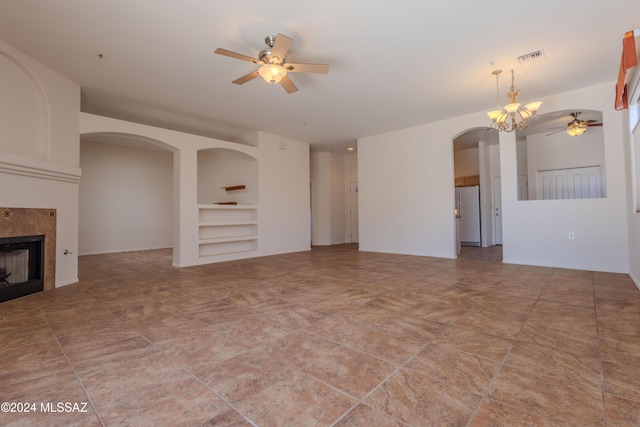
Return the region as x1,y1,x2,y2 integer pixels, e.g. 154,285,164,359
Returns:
0,235,44,303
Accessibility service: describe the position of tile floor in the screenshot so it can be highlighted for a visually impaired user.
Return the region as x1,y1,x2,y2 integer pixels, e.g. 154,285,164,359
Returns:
1,245,639,426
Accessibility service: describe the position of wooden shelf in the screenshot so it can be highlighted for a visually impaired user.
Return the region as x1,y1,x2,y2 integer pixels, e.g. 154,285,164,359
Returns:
455,175,480,187
199,220,258,226
221,185,246,191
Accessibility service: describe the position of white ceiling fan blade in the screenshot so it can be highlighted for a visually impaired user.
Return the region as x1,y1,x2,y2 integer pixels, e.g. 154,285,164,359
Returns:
270,33,293,63
232,70,260,85
283,62,329,74
215,48,260,64
280,74,298,94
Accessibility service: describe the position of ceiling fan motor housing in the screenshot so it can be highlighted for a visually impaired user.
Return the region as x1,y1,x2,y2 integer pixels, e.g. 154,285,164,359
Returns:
259,49,285,65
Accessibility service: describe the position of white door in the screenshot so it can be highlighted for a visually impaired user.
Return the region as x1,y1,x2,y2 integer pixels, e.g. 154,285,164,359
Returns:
537,166,603,200
492,177,502,245
567,166,603,198
537,169,569,200
349,182,359,243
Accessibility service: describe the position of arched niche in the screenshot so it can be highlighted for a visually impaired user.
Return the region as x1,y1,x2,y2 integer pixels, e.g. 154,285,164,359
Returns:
515,109,605,200
0,52,49,160
197,148,258,205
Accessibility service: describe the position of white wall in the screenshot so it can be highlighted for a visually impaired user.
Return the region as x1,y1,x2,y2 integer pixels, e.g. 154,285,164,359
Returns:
454,147,480,177
516,139,528,174
79,141,173,255
627,68,640,287
629,121,640,286
311,152,331,245
344,153,358,243
359,82,630,273
79,115,311,267
359,123,459,258
330,154,346,244
0,39,80,287
501,83,629,272
255,132,310,256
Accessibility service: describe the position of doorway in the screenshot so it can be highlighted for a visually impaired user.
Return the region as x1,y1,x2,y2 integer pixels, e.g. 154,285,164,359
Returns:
349,182,359,243
453,127,501,257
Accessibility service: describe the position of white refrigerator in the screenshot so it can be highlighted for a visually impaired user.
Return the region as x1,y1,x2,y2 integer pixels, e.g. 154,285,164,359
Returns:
455,185,481,246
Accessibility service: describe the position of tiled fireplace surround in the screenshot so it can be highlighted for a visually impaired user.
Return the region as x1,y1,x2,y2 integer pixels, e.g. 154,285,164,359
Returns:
0,207,56,292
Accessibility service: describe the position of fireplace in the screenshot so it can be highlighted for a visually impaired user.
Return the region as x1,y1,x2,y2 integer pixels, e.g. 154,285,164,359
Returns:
1,208,56,301
0,235,44,302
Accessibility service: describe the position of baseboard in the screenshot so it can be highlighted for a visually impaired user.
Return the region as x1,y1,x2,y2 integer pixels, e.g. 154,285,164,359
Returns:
78,246,172,256
631,270,640,290
501,257,629,274
55,277,79,288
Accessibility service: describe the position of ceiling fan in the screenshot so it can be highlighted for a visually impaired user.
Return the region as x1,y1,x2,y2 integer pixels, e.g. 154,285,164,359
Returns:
546,112,602,137
214,33,329,94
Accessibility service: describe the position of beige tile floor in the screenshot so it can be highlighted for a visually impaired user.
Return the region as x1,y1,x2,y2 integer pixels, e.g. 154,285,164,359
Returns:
1,244,639,426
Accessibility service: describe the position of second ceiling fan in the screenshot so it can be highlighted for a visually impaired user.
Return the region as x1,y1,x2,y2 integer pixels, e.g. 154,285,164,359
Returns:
215,33,329,94
546,112,602,137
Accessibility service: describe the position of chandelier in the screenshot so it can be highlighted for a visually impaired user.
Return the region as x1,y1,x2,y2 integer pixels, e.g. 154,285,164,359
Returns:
487,70,542,132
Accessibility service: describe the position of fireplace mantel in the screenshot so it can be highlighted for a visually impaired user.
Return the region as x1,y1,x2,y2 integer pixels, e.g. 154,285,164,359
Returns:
0,152,81,183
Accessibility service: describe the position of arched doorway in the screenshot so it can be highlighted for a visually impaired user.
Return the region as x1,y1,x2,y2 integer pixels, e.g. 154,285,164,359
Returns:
452,127,501,258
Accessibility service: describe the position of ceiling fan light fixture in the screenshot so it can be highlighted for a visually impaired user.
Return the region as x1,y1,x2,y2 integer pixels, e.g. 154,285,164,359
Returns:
487,69,541,132
258,64,286,84
566,122,587,137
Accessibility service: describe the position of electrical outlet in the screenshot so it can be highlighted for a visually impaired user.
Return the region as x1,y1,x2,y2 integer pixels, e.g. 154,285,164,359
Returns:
568,232,575,240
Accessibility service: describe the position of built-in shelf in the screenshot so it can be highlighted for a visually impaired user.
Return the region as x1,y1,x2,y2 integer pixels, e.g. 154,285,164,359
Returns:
199,235,257,244
197,205,258,258
221,185,246,191
199,221,258,227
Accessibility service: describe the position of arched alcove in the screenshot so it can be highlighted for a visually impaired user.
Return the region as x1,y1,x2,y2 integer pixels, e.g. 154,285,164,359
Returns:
0,52,49,160
197,148,258,205
196,148,259,259
78,133,176,257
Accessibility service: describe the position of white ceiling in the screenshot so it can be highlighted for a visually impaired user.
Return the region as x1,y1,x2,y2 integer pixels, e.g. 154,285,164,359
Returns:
0,1,638,154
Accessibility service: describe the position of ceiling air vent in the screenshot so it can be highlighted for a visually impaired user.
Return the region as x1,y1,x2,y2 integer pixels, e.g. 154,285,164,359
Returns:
517,50,545,64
